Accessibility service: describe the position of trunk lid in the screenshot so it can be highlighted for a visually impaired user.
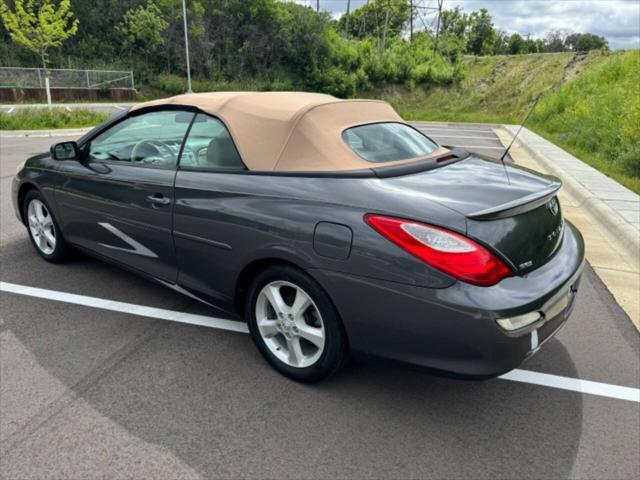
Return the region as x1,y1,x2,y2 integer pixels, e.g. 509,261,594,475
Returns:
381,154,564,273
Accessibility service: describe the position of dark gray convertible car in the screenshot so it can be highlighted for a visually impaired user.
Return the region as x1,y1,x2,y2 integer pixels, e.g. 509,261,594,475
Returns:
12,92,584,382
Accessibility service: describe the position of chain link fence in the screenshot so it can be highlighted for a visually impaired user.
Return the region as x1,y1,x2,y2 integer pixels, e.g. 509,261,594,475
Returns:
0,67,135,90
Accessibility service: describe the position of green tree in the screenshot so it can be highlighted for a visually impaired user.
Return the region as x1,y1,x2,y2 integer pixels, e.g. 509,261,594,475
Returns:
525,38,543,53
507,33,525,54
117,1,168,56
544,29,569,52
338,0,410,46
467,8,496,55
438,7,469,61
565,32,608,52
493,29,509,54
0,0,79,70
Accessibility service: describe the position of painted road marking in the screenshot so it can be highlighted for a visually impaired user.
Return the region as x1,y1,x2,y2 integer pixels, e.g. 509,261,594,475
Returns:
0,281,248,334
444,145,505,150
1,281,638,403
424,135,501,140
501,369,639,403
415,127,495,134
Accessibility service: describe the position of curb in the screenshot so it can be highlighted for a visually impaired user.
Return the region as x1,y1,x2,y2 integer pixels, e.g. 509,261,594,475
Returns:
0,127,93,138
499,125,640,268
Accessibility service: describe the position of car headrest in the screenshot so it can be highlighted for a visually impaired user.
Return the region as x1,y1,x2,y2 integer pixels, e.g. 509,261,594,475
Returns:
206,133,242,169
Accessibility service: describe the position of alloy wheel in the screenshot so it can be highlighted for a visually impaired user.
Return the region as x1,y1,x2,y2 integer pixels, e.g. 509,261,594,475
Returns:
27,199,56,255
255,280,325,368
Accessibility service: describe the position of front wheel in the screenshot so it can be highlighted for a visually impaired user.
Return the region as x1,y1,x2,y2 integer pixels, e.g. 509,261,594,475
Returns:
246,265,349,382
23,190,71,263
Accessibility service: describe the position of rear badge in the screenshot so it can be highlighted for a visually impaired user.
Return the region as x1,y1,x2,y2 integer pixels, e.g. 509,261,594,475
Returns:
519,260,533,269
547,220,564,243
546,197,559,216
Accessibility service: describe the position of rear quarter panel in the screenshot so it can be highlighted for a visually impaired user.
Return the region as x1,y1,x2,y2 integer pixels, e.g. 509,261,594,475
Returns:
172,171,462,306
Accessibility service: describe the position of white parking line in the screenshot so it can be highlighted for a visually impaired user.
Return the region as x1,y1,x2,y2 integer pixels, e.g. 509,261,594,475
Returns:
0,281,248,333
416,127,496,134
423,135,501,140
2,281,639,403
445,145,505,150
501,369,639,403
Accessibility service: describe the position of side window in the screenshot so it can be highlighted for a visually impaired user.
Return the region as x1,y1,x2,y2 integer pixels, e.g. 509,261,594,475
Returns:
88,110,194,168
180,114,244,170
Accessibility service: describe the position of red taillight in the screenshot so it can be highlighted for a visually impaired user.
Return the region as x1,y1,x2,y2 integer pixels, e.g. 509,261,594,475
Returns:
364,214,513,286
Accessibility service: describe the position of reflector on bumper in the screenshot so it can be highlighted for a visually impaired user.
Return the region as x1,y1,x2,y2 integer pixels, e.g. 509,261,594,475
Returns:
496,311,542,331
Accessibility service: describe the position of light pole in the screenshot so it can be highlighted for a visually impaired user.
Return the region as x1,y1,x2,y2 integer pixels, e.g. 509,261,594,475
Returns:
182,0,193,93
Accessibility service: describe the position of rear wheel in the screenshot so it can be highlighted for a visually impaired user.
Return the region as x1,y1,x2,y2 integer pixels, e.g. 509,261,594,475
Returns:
23,190,70,263
246,265,349,382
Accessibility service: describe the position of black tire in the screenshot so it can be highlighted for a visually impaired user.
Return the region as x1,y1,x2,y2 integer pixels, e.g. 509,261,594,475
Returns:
246,265,349,383
22,189,71,263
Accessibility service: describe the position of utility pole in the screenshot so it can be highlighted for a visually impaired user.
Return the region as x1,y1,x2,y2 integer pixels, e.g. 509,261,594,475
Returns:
525,32,532,53
316,0,319,12
359,0,370,38
433,0,443,54
410,0,413,42
345,0,351,36
182,0,192,93
381,0,391,54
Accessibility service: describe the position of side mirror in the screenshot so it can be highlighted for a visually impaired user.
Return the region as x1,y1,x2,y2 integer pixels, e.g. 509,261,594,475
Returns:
51,141,78,161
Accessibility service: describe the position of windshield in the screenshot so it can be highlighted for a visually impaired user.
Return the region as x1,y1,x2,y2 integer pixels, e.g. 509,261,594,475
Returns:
342,122,439,163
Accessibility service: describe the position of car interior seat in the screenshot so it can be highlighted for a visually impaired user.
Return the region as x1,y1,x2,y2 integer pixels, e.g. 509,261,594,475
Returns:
205,133,243,169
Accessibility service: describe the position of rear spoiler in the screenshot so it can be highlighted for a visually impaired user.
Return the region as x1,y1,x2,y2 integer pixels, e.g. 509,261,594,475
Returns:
468,182,562,220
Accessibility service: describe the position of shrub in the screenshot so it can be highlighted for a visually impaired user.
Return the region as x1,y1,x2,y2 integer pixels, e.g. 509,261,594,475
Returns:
0,108,109,130
309,66,357,98
152,74,187,96
616,146,640,177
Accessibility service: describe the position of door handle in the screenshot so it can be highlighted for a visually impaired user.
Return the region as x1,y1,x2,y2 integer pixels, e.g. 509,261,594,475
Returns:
146,193,171,206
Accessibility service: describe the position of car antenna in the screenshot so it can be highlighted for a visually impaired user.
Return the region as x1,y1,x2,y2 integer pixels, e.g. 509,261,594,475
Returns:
499,65,568,183
498,94,543,185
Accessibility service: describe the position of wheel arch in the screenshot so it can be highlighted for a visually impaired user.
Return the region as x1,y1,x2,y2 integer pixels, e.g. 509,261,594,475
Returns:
17,182,39,224
234,258,304,315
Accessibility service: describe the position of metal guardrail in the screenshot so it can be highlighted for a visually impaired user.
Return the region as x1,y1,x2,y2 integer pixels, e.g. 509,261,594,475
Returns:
0,67,135,90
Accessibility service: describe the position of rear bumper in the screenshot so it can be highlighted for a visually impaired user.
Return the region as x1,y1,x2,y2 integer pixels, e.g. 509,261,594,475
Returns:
311,221,585,377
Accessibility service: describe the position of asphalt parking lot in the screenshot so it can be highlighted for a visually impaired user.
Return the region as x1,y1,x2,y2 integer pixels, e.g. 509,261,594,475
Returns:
1,129,639,479
413,121,513,161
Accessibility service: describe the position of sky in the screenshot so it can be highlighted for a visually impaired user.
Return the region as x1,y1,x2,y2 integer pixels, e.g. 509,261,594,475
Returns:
294,0,640,50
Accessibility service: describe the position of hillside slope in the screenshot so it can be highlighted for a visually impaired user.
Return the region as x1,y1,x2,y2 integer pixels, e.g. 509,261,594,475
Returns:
381,51,639,193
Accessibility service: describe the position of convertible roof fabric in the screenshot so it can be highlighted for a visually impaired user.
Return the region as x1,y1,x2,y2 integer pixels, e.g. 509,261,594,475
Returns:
132,91,446,172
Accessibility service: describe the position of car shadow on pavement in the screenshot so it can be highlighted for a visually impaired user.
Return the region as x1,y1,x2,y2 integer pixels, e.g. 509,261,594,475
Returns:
2,262,584,479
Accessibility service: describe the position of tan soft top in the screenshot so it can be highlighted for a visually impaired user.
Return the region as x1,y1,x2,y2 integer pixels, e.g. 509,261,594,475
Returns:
132,91,446,172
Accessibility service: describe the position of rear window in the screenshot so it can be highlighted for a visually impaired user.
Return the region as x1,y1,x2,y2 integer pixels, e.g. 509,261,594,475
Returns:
342,122,438,163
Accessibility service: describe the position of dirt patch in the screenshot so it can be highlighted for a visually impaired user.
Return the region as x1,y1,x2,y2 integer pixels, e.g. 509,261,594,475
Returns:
562,52,589,82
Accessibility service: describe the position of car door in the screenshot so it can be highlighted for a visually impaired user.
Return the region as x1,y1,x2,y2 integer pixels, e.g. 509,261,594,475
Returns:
54,109,195,282
172,113,248,305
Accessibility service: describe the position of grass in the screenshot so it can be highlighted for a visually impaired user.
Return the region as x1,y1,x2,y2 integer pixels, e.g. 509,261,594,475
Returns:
0,108,110,130
380,53,578,123
529,50,640,193
379,50,640,194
